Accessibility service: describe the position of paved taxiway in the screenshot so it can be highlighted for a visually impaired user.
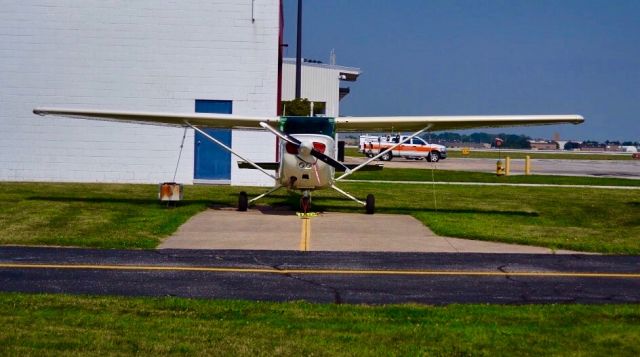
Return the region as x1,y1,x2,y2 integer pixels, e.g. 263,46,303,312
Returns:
1,247,638,304
159,209,586,253
346,157,640,179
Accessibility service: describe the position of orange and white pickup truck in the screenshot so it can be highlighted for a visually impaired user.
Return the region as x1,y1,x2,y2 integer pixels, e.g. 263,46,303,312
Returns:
359,135,447,162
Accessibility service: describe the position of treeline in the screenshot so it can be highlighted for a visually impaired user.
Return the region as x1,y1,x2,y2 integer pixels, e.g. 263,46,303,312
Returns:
425,132,532,149
589,140,639,146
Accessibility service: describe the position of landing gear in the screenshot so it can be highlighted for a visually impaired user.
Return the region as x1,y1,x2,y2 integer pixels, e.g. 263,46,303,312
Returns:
300,197,310,213
300,191,311,213
238,191,248,211
365,194,375,214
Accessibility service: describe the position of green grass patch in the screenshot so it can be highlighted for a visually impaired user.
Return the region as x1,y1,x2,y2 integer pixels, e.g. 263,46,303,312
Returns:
344,147,634,160
0,182,245,249
348,168,640,187
1,180,639,253
0,293,638,356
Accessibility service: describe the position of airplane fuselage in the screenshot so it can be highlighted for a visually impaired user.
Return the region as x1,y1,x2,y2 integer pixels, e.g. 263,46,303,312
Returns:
277,116,337,191
278,134,336,190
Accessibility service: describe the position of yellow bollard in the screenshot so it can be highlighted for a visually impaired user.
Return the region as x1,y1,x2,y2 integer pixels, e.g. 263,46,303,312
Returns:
505,157,511,176
496,160,505,176
462,147,470,156
525,155,531,175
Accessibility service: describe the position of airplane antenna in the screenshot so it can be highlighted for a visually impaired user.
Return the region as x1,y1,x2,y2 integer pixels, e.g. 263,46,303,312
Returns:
330,48,336,65
172,127,188,182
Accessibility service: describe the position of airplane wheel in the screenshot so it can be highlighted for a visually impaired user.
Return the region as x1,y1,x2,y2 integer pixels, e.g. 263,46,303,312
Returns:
365,194,375,214
238,191,248,211
300,196,311,213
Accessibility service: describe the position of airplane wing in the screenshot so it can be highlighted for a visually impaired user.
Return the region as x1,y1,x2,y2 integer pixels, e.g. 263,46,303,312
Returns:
33,107,279,128
33,107,584,132
334,115,584,132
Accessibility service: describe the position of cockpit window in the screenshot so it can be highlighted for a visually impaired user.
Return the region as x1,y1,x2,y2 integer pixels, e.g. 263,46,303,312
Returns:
279,116,336,137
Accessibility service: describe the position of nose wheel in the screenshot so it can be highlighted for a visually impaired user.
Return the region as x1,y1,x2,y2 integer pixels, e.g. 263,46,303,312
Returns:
300,196,311,213
300,191,311,213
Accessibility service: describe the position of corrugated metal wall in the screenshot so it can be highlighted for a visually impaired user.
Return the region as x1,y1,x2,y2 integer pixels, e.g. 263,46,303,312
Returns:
281,62,342,117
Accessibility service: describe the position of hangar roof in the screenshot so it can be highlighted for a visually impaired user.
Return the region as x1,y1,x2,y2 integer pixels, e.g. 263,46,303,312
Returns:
283,58,361,81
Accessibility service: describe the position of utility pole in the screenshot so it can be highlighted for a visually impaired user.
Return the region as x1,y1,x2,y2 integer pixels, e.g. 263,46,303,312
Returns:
295,0,302,99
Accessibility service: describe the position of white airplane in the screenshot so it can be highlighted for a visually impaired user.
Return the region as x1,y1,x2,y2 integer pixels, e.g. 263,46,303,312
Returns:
33,107,583,214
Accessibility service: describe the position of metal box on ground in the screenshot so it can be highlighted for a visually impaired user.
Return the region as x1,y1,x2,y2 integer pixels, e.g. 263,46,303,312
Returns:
159,182,183,202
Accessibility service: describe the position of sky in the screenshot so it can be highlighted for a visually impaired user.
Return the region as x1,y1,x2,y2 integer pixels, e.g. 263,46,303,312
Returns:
282,0,640,142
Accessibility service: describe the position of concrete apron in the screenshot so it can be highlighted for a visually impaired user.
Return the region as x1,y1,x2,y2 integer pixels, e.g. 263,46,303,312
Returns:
159,208,588,254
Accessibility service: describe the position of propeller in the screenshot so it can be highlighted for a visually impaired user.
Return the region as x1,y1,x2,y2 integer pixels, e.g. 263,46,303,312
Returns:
259,122,350,173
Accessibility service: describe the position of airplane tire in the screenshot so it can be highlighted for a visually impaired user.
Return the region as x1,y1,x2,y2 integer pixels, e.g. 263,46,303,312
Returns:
365,194,375,214
238,191,248,211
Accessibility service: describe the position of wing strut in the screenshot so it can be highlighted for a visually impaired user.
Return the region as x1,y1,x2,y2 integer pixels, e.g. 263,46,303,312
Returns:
185,122,277,180
248,184,283,204
335,124,433,181
330,184,365,206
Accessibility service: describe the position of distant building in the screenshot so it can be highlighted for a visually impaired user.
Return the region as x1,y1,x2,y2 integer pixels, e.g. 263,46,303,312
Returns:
437,141,490,149
529,140,558,150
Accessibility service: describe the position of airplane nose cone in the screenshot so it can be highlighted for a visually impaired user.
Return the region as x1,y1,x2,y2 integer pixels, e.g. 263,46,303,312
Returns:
299,141,313,156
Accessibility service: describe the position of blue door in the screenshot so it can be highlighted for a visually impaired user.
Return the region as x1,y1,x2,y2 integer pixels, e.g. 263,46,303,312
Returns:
194,100,232,181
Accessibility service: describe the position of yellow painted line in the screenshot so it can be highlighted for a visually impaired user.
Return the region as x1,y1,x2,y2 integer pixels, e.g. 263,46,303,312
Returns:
0,263,639,278
299,217,311,252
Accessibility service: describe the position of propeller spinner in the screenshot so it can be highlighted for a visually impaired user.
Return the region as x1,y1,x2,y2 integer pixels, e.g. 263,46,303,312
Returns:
259,122,350,173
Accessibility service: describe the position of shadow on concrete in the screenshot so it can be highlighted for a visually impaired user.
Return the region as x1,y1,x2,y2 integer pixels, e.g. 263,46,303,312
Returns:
27,196,540,217
311,204,540,217
27,196,215,206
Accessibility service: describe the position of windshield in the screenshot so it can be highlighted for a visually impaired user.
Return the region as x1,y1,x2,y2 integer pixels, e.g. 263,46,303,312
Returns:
279,116,335,137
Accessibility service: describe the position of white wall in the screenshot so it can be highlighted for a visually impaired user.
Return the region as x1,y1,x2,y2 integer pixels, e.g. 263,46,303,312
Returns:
231,129,277,187
0,1,279,185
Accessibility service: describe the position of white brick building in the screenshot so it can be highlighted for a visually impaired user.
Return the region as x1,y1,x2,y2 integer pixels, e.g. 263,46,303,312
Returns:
0,1,279,186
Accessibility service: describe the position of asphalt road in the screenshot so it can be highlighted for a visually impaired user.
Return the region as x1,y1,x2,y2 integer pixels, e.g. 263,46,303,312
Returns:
1,247,639,304
346,157,640,179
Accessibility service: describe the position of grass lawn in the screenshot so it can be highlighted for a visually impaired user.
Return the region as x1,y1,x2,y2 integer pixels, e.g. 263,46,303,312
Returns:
344,147,635,160
0,293,638,356
1,180,639,253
